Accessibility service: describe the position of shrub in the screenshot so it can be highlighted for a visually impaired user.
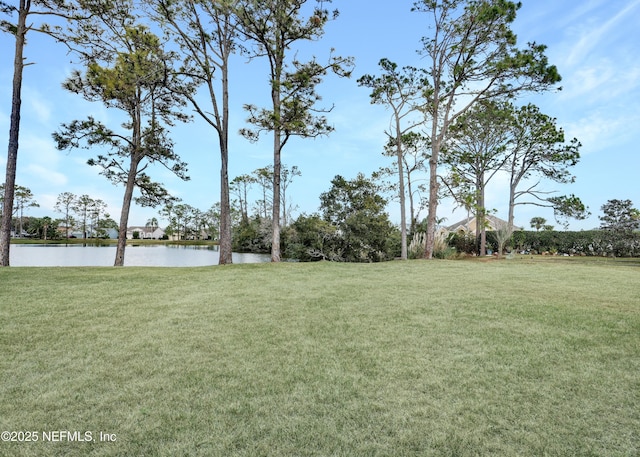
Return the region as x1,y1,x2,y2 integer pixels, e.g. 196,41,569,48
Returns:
285,214,338,261
408,232,426,259
510,230,640,257
449,233,477,254
232,217,271,253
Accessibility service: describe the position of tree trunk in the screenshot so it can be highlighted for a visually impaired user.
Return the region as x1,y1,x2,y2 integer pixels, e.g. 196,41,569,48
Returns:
114,160,138,266
407,174,416,235
424,144,439,259
396,132,407,260
271,66,282,263
477,176,486,256
65,209,69,240
218,50,232,265
217,119,232,264
218,151,233,264
271,139,281,262
0,1,28,267
507,160,521,234
508,181,517,234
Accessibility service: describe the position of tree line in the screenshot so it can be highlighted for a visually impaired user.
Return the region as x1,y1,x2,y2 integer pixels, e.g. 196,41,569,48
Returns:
0,0,595,266
0,187,119,239
2,177,638,260
1,0,355,266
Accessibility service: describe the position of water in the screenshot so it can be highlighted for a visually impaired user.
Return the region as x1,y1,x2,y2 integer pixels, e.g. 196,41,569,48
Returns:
9,244,271,267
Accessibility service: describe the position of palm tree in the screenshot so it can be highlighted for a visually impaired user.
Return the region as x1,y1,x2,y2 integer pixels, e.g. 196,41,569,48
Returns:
530,217,547,232
146,217,159,238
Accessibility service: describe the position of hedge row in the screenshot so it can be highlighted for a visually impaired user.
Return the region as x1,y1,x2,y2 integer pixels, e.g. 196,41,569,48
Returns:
450,230,640,257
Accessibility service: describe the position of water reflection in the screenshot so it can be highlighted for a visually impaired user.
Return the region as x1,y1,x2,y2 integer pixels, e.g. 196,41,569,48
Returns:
10,244,270,267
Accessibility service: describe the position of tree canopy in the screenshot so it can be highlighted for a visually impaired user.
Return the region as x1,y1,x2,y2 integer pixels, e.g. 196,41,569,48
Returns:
319,173,398,262
53,4,190,266
1,0,612,265
413,0,561,258
599,199,640,234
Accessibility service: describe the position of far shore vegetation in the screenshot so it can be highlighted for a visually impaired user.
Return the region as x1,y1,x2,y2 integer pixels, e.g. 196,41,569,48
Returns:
9,237,218,246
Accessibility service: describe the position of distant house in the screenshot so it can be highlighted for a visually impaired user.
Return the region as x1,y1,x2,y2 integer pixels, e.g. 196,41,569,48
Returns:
56,224,85,239
126,225,166,240
57,224,73,238
443,214,522,236
56,223,118,239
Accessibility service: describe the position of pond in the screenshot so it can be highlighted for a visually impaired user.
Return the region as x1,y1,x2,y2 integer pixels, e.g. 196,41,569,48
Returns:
9,244,271,267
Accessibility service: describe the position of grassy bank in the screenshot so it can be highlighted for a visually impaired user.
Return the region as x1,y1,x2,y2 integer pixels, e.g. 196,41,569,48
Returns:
1,260,638,456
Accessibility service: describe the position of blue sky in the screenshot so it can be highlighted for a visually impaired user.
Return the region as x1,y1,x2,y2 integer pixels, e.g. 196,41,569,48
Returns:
1,0,639,231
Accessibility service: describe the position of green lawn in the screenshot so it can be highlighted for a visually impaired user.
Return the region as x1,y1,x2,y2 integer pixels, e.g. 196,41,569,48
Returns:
1,259,638,456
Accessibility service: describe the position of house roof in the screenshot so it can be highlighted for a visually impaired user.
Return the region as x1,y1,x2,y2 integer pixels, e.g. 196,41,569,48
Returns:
127,226,164,232
445,214,521,234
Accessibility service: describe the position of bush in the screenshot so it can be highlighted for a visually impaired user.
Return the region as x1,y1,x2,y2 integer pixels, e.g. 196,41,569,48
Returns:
232,217,271,253
285,214,338,261
509,230,640,257
445,230,640,258
285,213,400,262
449,233,477,255
408,232,426,259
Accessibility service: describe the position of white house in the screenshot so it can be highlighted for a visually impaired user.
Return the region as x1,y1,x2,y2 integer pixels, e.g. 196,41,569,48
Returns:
126,226,166,240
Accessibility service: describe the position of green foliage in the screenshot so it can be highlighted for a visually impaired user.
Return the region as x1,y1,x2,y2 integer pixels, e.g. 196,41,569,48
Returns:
530,216,547,231
547,194,590,228
448,228,640,258
412,0,561,258
240,56,349,143
285,213,338,261
17,216,59,239
0,1,17,34
319,174,400,262
53,19,190,208
444,99,512,196
600,199,640,234
0,183,38,216
508,103,583,184
449,232,478,255
358,58,431,259
232,216,271,253
509,230,640,257
236,0,353,262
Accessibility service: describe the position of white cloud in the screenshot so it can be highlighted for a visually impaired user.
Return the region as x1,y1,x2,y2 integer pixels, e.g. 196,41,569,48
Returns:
565,111,638,155
24,164,68,187
23,86,53,125
37,193,59,213
558,57,640,105
565,0,640,67
20,135,61,167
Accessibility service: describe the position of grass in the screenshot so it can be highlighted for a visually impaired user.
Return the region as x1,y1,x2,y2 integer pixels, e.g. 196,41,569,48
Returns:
1,258,638,456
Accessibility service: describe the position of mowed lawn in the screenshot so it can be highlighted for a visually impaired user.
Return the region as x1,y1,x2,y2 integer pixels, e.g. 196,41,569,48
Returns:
1,259,638,456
